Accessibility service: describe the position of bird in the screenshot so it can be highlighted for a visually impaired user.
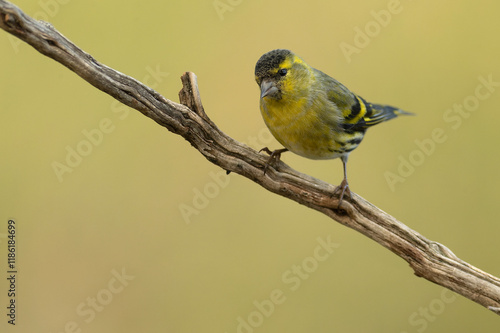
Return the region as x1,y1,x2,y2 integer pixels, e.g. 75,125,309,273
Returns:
255,49,413,207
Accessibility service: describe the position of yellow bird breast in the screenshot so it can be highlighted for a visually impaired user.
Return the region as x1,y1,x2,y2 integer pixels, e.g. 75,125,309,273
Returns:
260,96,345,160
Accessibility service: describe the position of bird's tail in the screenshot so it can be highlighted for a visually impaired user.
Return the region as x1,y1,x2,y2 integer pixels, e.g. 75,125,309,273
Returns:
363,102,414,127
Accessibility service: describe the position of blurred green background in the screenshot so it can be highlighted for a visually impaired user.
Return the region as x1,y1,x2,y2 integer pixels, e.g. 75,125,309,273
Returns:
1,0,500,332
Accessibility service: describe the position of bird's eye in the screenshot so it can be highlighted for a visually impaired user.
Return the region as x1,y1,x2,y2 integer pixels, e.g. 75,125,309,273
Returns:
278,68,288,76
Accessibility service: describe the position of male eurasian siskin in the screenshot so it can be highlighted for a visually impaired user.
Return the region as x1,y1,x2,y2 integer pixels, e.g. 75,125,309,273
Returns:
255,49,412,205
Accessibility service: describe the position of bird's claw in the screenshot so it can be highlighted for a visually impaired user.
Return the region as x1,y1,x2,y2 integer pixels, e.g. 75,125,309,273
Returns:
333,178,352,209
259,147,288,174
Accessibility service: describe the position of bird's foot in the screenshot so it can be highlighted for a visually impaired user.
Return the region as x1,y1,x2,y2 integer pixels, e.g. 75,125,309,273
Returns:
259,147,288,175
333,178,352,208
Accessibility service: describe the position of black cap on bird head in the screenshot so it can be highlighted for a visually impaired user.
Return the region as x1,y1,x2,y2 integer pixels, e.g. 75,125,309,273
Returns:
255,49,293,100
255,49,292,80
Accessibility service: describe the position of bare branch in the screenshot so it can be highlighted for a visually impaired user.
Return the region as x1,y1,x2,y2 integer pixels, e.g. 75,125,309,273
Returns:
1,0,499,315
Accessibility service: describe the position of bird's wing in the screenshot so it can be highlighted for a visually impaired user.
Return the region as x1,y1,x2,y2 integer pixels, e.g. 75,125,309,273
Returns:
316,69,412,133
316,69,358,116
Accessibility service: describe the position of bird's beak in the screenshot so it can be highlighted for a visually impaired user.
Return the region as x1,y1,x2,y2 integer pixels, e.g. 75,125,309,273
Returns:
260,80,278,99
